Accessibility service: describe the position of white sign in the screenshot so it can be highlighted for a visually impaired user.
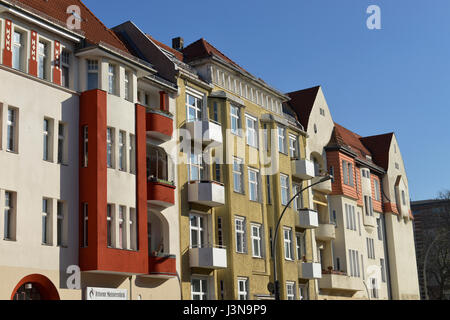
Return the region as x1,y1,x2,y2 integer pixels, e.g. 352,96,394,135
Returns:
86,287,128,300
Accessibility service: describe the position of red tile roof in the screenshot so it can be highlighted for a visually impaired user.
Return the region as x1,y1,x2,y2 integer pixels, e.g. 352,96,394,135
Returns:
333,123,373,161
287,86,321,130
8,0,130,54
146,34,184,62
360,133,394,171
182,38,248,73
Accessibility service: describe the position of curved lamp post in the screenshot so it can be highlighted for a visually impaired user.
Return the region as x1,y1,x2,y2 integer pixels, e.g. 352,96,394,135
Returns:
271,174,333,300
423,230,450,300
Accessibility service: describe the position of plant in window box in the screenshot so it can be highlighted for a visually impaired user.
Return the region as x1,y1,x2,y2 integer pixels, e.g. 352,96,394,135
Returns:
148,176,175,186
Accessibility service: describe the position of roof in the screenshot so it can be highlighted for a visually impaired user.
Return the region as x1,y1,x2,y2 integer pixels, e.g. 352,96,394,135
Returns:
6,0,131,54
182,38,248,73
332,123,373,161
360,133,394,170
287,86,321,130
146,34,184,62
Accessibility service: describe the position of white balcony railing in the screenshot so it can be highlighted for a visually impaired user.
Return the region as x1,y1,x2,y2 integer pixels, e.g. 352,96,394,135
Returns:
291,159,315,180
298,262,322,279
296,209,319,229
188,181,225,207
189,245,227,269
185,120,223,145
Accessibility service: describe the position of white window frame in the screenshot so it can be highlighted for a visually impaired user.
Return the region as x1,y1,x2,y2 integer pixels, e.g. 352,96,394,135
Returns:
237,278,249,300
118,131,127,171
278,126,286,154
43,118,51,161
289,134,298,158
37,41,48,80
12,31,23,70
235,217,246,254
108,64,117,95
191,276,209,300
284,227,294,261
293,184,302,211
251,223,263,258
107,127,115,168
4,191,14,241
118,206,126,249
61,50,70,88
233,157,244,193
87,59,99,90
7,108,17,152
230,105,241,135
245,114,258,148
296,232,306,261
286,282,296,300
248,168,259,202
280,174,290,206
190,214,206,248
124,71,131,101
42,198,51,245
188,152,203,181
186,93,203,122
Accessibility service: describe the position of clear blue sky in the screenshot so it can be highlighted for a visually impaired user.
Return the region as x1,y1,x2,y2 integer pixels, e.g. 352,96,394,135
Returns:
84,0,450,201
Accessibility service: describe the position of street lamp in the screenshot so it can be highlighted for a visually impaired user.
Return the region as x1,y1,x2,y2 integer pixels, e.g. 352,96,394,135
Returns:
271,174,333,300
423,230,450,300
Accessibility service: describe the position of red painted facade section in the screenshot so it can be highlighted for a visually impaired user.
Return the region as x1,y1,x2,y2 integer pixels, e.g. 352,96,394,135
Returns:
79,91,148,274
148,256,176,276
146,111,173,138
53,40,61,85
3,19,12,67
147,181,176,205
11,274,60,300
159,91,167,111
28,30,38,76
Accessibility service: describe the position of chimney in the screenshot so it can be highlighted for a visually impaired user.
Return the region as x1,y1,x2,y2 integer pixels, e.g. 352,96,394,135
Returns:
172,37,184,51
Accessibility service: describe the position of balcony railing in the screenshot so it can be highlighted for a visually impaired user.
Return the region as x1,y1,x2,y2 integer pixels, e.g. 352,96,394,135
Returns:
319,271,363,292
315,223,336,241
145,254,177,279
188,180,225,207
296,209,319,229
312,178,333,194
189,244,227,269
185,119,223,145
291,159,315,180
298,262,322,279
146,107,173,142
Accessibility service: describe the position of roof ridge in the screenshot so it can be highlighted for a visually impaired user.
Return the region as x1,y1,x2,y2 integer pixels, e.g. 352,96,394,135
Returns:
287,85,321,96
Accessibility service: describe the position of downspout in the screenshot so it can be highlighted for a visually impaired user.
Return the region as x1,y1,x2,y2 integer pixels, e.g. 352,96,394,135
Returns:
381,183,393,300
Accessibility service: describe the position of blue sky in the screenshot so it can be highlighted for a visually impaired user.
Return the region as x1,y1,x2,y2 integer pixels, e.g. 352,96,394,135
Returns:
84,0,450,201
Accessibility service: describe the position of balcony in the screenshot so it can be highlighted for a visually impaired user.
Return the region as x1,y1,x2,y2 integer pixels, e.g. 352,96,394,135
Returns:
188,181,225,207
185,120,223,145
296,209,319,229
319,271,363,292
315,223,336,241
146,108,174,142
363,214,377,228
312,178,332,194
189,246,227,269
298,262,322,279
147,179,176,208
145,254,177,279
291,159,315,180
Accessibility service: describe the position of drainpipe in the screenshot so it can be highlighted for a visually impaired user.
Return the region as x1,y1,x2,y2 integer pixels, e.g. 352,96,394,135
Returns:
380,182,393,300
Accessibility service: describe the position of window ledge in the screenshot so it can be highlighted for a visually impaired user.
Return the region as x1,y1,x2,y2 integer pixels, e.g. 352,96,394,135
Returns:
42,243,53,247
3,238,17,242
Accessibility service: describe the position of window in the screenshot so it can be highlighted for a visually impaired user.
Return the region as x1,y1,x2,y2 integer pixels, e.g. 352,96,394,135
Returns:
320,108,326,116
107,204,113,247
12,31,23,70
293,184,303,211
284,227,294,260
251,224,262,258
377,218,383,240
248,168,259,202
82,203,88,247
82,126,88,167
7,108,17,152
367,238,375,259
124,71,131,101
118,131,126,171
129,208,137,250
186,93,202,122
87,60,99,90
362,169,370,179
342,160,354,186
237,278,249,300
212,102,219,122
289,135,298,158
395,162,400,170
188,152,203,181
313,158,320,177
57,201,65,247
330,166,335,182
233,158,244,193
4,191,15,241
374,179,381,201
364,196,374,217
269,228,273,258
190,214,205,248
129,134,136,174
299,284,309,300
286,282,296,300
217,217,223,247
37,41,48,80
42,198,51,245
348,249,360,278
108,64,116,95
43,118,52,161
380,259,386,283
191,277,208,300
345,204,357,231
266,176,272,205
235,217,246,254
57,122,66,164
107,128,114,168
118,206,126,249
278,126,286,153
246,115,258,148
296,232,306,261
401,190,406,206
331,209,337,226
230,105,241,135
371,278,379,299
61,50,70,88
280,174,290,206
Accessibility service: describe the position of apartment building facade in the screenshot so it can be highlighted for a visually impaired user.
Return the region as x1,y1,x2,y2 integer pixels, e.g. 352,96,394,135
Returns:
0,0,181,300
288,86,420,300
